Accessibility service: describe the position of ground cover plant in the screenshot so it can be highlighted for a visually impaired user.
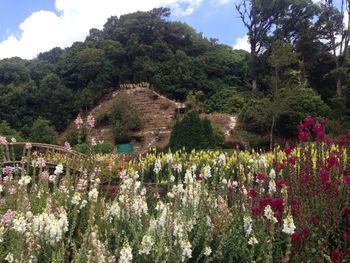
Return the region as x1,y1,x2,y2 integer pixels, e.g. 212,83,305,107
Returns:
0,116,349,262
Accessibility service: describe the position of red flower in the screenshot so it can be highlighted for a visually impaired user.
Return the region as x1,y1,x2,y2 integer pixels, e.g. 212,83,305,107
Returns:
313,123,323,133
327,156,339,168
346,130,350,140
297,122,305,130
303,174,310,183
342,207,350,218
298,131,309,142
291,248,298,256
310,215,318,226
325,136,333,146
344,176,350,186
249,188,258,198
331,250,345,262
111,186,118,195
259,197,270,209
316,131,324,141
320,169,330,187
251,207,260,215
344,232,350,242
270,198,284,213
302,226,309,238
291,231,302,244
256,172,266,182
284,144,292,155
288,156,296,165
304,116,314,127
276,179,286,189
338,137,347,146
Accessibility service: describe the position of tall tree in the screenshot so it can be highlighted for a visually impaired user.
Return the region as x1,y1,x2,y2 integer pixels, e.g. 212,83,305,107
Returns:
316,0,350,97
235,0,287,91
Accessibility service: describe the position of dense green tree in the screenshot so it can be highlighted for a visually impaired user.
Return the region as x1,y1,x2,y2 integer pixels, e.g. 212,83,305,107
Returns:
29,117,56,144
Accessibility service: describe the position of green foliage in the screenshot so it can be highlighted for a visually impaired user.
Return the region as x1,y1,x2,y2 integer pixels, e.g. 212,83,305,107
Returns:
276,86,330,137
29,117,56,144
73,142,114,154
169,112,218,151
0,121,23,141
204,88,246,114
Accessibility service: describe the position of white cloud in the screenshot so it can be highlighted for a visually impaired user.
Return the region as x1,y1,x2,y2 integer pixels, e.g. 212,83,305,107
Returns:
232,34,250,52
0,0,204,59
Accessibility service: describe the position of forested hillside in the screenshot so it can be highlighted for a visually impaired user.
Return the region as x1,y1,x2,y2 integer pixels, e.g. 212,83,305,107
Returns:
0,7,249,137
1,2,350,147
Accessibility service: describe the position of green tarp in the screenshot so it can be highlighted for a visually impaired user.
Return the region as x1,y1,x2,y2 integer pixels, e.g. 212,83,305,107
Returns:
116,144,134,154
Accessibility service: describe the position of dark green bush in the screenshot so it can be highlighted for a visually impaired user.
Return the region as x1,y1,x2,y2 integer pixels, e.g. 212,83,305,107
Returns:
29,117,56,144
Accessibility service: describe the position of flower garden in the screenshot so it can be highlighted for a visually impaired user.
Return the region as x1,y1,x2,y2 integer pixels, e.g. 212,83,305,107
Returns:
0,116,349,263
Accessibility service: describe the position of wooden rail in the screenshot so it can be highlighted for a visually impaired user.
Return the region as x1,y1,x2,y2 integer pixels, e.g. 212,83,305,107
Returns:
0,142,89,172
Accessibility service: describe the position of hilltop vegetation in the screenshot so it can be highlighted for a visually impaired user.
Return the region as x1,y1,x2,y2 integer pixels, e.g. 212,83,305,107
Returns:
0,7,249,139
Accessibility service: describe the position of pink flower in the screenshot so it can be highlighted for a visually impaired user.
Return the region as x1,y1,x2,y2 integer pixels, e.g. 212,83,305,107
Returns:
40,171,49,180
64,141,71,152
86,114,95,128
1,209,16,225
0,136,7,145
256,172,266,182
91,137,97,146
74,115,83,129
2,166,15,175
327,156,339,168
8,187,17,195
313,123,323,133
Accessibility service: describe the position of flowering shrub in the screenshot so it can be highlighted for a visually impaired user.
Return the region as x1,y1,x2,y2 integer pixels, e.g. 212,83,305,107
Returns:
0,116,349,262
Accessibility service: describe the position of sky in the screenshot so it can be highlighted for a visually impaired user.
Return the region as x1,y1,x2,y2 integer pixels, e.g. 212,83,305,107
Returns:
0,0,249,60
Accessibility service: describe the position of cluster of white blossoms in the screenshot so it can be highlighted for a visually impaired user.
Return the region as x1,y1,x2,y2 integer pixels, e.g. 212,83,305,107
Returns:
32,211,69,245
282,213,296,235
71,192,82,205
12,214,27,234
203,165,212,179
119,242,133,263
243,214,253,237
153,160,162,175
139,234,154,255
268,180,276,195
264,205,277,223
18,176,31,187
54,163,64,176
180,238,192,262
88,188,99,202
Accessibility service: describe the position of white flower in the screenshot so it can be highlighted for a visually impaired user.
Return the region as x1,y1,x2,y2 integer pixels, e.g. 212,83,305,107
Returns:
203,165,211,179
5,253,14,262
268,180,276,195
248,236,258,245
153,160,162,175
258,156,267,168
269,169,276,180
139,235,154,255
12,215,27,234
170,175,175,182
71,192,81,205
180,239,192,262
204,246,212,256
221,178,228,185
10,137,16,143
282,214,296,235
119,242,133,263
264,205,277,223
88,188,99,202
243,214,253,236
54,163,64,176
18,176,31,186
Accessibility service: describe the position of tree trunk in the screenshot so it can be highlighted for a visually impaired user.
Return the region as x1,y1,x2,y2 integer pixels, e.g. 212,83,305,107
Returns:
252,79,257,92
336,76,342,97
270,114,275,150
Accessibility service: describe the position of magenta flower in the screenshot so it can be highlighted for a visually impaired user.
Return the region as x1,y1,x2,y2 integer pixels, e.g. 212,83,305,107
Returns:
304,116,314,127
298,131,308,142
2,166,15,175
344,176,350,186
